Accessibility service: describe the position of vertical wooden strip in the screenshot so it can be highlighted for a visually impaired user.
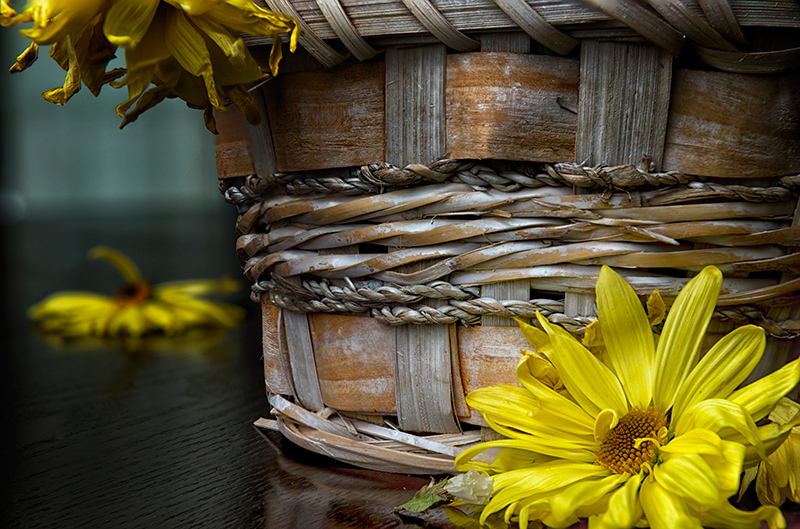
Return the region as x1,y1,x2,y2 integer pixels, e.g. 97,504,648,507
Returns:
283,281,325,412
262,302,294,396
575,40,673,170
567,40,673,318
385,45,447,165
245,87,278,179
476,36,532,327
386,44,459,433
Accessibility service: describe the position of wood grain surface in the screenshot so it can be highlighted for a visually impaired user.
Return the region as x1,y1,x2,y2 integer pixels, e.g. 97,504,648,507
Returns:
446,52,578,162
663,69,800,178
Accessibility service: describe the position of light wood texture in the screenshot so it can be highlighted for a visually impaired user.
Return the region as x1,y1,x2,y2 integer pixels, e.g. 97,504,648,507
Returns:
213,108,256,179
262,302,294,396
446,53,578,162
457,325,527,426
663,69,800,178
309,314,397,413
575,40,673,170
385,45,447,165
282,278,325,412
568,40,673,318
263,61,385,172
386,44,459,434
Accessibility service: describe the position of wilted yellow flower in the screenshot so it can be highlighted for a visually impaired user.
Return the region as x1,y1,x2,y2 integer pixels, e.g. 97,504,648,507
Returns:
456,265,800,529
739,398,800,507
29,246,244,338
1,0,298,131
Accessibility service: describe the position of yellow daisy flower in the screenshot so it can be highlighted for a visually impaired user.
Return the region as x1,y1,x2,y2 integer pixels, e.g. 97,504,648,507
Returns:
455,265,800,529
29,246,244,338
1,0,298,131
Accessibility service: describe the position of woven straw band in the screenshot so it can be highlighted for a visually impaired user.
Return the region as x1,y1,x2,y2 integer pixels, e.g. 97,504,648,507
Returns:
220,159,800,338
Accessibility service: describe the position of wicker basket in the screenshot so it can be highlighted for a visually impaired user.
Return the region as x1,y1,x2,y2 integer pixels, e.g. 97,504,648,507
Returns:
216,0,800,474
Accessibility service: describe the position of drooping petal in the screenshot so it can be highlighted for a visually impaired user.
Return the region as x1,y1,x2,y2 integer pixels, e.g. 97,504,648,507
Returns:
674,398,764,458
653,453,724,506
534,312,628,417
639,479,703,529
535,473,629,528
588,472,645,529
652,266,722,411
103,0,160,47
728,359,800,422
480,461,610,524
742,417,800,469
654,433,744,507
164,7,222,109
455,438,556,474
671,325,765,424
595,266,654,409
696,501,786,529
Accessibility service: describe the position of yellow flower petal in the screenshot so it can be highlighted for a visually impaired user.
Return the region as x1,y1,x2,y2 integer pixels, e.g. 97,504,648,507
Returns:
675,398,765,458
697,501,785,529
89,245,144,283
728,358,800,422
516,355,595,431
9,40,38,73
652,266,722,411
535,312,628,417
466,386,595,447
671,325,765,424
41,35,82,105
646,289,666,326
164,7,222,109
596,265,654,409
589,473,645,529
638,479,703,529
742,416,800,469
455,438,556,474
481,461,609,525
103,0,160,47
654,453,724,506
534,473,628,527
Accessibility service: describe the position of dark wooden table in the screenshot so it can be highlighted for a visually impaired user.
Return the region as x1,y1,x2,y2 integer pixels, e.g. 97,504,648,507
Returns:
2,212,798,529
0,212,443,529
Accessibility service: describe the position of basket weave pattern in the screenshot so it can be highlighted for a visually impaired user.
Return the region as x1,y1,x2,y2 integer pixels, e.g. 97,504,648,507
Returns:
216,0,800,473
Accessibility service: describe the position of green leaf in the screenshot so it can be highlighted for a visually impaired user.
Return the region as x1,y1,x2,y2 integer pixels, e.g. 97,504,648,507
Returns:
395,478,449,513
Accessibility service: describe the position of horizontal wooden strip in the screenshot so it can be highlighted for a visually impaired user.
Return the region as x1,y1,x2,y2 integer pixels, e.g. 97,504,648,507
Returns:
663,68,800,177
309,314,397,413
446,53,578,162
263,61,385,172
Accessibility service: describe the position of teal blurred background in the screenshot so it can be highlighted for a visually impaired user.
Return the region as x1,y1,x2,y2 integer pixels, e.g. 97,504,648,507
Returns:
0,27,225,221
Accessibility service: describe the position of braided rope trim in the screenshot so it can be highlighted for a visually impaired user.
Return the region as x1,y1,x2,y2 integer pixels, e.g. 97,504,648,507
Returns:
251,277,800,338
222,159,800,201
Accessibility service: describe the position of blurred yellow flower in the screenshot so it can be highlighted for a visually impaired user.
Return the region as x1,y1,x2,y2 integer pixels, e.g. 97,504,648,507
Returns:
1,0,298,131
455,265,800,529
29,246,244,338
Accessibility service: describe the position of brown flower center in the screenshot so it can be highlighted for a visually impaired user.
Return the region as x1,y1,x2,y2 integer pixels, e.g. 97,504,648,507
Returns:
596,408,667,474
115,281,152,306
